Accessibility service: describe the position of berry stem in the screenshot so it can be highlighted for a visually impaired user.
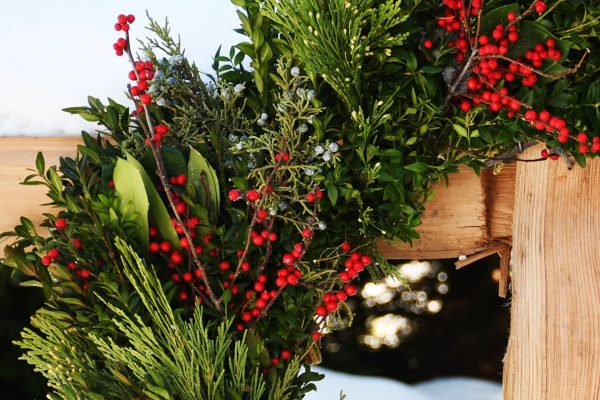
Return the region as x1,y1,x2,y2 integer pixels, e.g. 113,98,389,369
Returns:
477,49,590,80
122,32,221,311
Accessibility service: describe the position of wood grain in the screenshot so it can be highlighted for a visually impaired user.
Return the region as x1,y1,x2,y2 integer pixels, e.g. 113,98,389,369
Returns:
0,138,516,260
503,144,600,399
0,137,80,240
379,165,516,260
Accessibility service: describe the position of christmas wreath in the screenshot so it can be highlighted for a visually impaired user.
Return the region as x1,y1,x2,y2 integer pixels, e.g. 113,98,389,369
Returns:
1,0,599,398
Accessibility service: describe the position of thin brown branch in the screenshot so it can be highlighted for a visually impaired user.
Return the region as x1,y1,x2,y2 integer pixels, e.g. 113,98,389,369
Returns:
123,33,221,310
507,0,537,29
477,49,590,80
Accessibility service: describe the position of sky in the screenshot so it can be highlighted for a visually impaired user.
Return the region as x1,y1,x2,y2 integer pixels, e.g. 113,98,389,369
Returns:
0,1,242,135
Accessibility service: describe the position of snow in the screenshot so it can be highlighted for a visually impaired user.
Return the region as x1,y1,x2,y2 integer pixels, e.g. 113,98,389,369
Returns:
305,368,502,400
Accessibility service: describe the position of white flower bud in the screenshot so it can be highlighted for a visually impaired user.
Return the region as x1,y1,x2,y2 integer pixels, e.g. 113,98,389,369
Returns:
322,151,332,162
314,145,324,155
291,66,300,76
328,143,339,152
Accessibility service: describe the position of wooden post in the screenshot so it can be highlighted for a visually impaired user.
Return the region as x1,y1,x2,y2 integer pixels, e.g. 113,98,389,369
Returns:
503,145,600,399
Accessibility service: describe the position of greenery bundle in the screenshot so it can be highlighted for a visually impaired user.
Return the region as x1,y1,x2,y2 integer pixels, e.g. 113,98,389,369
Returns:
1,0,599,398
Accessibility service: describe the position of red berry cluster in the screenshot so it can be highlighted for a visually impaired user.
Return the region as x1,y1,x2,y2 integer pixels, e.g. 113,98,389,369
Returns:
129,60,156,109
112,14,135,56
306,187,323,203
274,152,291,162
426,1,596,158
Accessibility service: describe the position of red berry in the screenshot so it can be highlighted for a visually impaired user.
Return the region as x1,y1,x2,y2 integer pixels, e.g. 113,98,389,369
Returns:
256,298,267,309
311,332,321,341
252,236,265,246
271,357,280,366
114,23,122,31
282,254,295,265
579,144,590,154
176,202,187,214
281,349,292,360
55,218,68,230
508,31,519,42
344,284,357,296
176,174,187,185
302,228,314,239
41,255,52,266
339,271,351,282
546,38,555,48
229,189,241,201
149,242,160,253
340,241,351,252
541,149,549,159
423,39,433,49
48,248,60,260
117,14,127,24
171,250,184,264
182,272,193,282
140,94,152,105
268,232,278,242
179,291,189,301
524,110,537,121
539,110,550,122
535,1,546,13
254,281,265,292
306,193,315,202
460,100,471,112
335,291,348,301
326,301,338,312
577,132,588,143
507,11,517,22
360,255,372,266
316,306,328,317
246,190,260,202
127,14,135,23
219,261,230,271
287,274,299,285
276,277,288,287
78,269,91,279
154,124,169,135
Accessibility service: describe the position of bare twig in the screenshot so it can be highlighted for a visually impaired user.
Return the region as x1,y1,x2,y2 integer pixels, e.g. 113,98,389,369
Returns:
123,33,221,310
477,49,590,80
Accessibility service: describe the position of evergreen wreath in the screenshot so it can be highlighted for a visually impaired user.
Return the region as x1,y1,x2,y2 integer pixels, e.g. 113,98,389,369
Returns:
1,0,599,398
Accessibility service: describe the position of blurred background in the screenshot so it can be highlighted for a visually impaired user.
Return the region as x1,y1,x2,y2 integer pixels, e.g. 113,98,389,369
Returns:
0,256,509,398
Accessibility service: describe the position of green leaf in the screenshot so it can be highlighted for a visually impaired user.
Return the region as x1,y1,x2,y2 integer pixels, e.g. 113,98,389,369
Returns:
125,154,181,249
35,152,45,175
453,124,468,138
187,147,221,224
325,182,338,206
113,158,150,250
48,167,63,193
404,162,428,173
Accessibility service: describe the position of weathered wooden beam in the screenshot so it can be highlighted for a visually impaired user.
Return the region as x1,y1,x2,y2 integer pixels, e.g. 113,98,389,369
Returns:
503,144,600,399
0,137,81,240
0,137,516,261
379,163,516,259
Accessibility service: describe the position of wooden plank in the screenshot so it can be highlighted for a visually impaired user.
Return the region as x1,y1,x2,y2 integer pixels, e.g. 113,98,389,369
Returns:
0,137,516,261
0,137,80,238
483,163,516,244
503,144,600,399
